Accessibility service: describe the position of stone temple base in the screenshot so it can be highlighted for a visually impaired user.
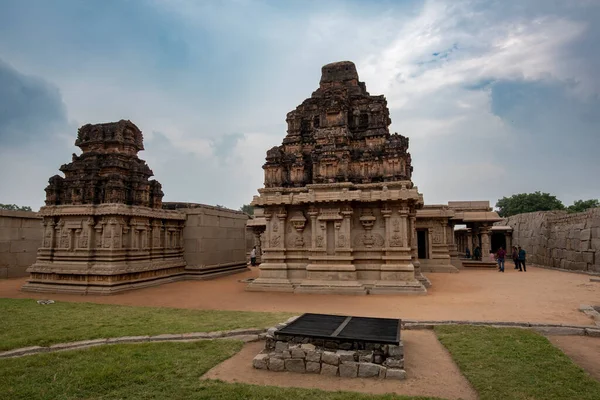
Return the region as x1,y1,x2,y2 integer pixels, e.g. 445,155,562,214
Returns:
22,204,187,295
419,260,459,273
247,278,427,295
22,266,185,295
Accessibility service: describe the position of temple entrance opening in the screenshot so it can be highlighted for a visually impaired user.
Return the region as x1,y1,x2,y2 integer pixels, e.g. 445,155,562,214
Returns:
417,230,428,259
491,232,507,253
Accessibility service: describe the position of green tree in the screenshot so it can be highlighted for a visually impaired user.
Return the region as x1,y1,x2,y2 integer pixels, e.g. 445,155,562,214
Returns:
239,204,254,216
567,199,600,213
495,192,564,217
0,203,32,212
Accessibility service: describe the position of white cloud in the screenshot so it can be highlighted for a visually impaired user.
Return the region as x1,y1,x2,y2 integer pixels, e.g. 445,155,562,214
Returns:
1,0,598,210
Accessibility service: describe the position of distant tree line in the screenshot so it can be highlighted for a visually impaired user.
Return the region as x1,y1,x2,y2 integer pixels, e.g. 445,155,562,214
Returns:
496,192,599,217
239,204,254,216
0,203,32,211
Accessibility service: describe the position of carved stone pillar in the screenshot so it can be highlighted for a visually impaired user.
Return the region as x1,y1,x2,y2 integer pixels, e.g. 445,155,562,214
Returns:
307,207,318,250
466,231,472,254
264,212,272,249
276,209,287,249
505,231,512,253
381,205,392,248
410,215,419,266
253,229,264,263
427,229,433,259
340,206,353,250
481,226,492,260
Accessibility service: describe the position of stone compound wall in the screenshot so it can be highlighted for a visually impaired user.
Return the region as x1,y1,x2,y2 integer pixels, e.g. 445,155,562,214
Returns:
1,204,249,281
0,210,42,278
498,208,600,273
163,203,249,277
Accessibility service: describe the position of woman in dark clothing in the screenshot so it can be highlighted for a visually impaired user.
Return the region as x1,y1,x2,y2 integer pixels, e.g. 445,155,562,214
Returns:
512,246,519,270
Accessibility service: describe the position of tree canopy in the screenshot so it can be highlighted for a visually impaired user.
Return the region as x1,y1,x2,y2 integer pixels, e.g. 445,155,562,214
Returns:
567,199,600,213
239,204,254,216
495,192,564,217
0,203,32,212
496,193,600,217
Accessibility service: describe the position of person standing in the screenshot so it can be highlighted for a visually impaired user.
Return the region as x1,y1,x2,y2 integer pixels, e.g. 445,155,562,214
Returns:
518,246,527,272
250,246,257,267
512,246,519,270
496,246,506,272
473,246,481,261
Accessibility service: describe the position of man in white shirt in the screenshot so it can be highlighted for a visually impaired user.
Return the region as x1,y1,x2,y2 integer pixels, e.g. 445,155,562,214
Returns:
250,246,257,266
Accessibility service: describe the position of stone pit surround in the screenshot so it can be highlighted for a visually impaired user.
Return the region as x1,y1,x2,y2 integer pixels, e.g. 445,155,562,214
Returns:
252,316,407,380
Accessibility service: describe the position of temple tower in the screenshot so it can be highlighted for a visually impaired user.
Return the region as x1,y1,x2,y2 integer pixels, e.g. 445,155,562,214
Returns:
247,61,426,295
22,120,186,294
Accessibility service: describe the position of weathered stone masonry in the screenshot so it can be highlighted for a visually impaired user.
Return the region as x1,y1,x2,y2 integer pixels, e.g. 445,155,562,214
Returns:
498,208,600,273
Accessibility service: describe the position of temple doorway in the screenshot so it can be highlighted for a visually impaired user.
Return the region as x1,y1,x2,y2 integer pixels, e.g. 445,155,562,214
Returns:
417,229,429,259
491,232,507,253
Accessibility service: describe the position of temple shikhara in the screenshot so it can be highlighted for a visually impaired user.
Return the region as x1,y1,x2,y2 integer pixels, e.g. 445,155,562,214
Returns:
22,120,187,294
247,61,506,294
247,61,426,294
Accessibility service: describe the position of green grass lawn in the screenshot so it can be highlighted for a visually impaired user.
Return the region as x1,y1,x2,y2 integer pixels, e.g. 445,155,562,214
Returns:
436,325,600,400
0,340,437,400
0,298,292,351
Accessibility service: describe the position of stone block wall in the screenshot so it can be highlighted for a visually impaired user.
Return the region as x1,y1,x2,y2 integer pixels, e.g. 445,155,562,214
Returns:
253,317,406,380
498,208,600,273
2,203,249,283
164,203,249,273
0,210,43,278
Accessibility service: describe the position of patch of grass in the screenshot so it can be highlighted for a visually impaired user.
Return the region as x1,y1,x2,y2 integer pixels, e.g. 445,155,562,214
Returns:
0,298,292,351
195,381,439,400
435,325,600,400
0,340,242,399
0,341,437,400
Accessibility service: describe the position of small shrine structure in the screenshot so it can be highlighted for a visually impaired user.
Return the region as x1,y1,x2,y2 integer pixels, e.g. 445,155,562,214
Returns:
22,120,186,294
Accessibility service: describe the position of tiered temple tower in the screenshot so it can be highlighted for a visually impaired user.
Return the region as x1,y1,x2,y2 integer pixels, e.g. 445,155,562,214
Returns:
247,61,426,294
22,120,186,294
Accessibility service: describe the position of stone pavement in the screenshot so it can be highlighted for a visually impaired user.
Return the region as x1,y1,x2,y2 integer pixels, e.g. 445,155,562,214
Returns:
1,264,599,325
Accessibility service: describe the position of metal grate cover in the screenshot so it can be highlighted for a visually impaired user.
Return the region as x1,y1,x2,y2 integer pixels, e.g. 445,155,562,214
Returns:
276,313,400,344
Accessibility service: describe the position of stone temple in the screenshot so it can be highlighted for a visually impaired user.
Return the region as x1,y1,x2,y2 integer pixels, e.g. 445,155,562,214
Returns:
247,61,427,295
22,120,186,294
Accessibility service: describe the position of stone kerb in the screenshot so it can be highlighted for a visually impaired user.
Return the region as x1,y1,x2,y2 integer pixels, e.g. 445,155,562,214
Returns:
253,316,406,380
3,317,599,360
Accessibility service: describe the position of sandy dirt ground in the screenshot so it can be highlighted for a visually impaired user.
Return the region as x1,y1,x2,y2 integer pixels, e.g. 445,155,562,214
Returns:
1,264,598,326
548,335,600,381
203,330,478,400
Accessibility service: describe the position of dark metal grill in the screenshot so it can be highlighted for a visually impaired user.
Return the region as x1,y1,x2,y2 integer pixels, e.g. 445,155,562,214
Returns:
276,313,400,344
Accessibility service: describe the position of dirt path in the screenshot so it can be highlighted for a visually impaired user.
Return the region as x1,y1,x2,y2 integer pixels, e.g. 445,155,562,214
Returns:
203,330,478,400
1,265,598,325
548,336,600,382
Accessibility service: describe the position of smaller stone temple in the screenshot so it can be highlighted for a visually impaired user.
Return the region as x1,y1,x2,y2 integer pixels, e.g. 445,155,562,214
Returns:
22,120,186,294
247,61,426,295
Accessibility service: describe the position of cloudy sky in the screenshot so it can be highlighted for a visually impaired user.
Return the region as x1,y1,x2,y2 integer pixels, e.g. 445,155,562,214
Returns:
1,0,598,211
